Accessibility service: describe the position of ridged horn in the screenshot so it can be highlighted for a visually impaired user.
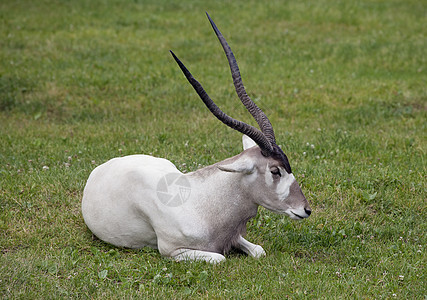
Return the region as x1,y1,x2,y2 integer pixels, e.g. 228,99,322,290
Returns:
206,12,276,144
170,50,273,156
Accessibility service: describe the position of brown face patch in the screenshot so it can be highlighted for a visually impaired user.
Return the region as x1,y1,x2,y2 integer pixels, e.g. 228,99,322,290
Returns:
270,144,292,174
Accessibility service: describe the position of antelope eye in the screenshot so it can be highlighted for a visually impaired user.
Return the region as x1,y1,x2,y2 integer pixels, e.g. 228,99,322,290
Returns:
271,167,281,177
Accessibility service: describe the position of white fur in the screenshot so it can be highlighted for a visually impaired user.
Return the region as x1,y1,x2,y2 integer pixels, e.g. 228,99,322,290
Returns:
217,157,254,174
264,165,274,187
276,171,295,201
285,207,311,220
82,136,310,263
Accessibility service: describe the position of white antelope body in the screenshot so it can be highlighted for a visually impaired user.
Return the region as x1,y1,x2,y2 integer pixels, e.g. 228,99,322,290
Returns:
82,13,311,263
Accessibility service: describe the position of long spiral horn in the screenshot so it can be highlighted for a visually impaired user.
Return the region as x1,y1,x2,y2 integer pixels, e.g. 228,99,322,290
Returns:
206,12,276,144
170,50,273,156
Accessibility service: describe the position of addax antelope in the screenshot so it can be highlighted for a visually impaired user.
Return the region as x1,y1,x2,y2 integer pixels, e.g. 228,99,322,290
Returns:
82,13,311,263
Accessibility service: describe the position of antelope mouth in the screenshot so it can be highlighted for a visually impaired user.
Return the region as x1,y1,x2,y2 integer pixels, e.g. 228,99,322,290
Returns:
291,211,304,219
286,208,311,220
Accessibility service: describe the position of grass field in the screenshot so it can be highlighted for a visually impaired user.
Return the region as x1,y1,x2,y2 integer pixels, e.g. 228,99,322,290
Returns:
1,0,425,298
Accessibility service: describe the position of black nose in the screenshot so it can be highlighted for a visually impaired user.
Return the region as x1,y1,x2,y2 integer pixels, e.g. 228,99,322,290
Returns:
304,208,312,216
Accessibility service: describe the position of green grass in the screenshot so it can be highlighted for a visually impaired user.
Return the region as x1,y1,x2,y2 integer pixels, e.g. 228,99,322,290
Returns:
1,0,425,298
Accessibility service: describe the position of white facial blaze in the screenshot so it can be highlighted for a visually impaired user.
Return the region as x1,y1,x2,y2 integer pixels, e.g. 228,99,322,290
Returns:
276,170,295,201
264,165,296,201
264,165,274,187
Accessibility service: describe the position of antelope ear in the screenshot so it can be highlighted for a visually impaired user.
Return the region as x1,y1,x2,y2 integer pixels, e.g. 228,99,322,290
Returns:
217,157,255,174
242,134,257,150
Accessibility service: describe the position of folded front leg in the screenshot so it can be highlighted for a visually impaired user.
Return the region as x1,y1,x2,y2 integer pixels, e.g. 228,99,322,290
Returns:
170,248,226,263
235,235,266,258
